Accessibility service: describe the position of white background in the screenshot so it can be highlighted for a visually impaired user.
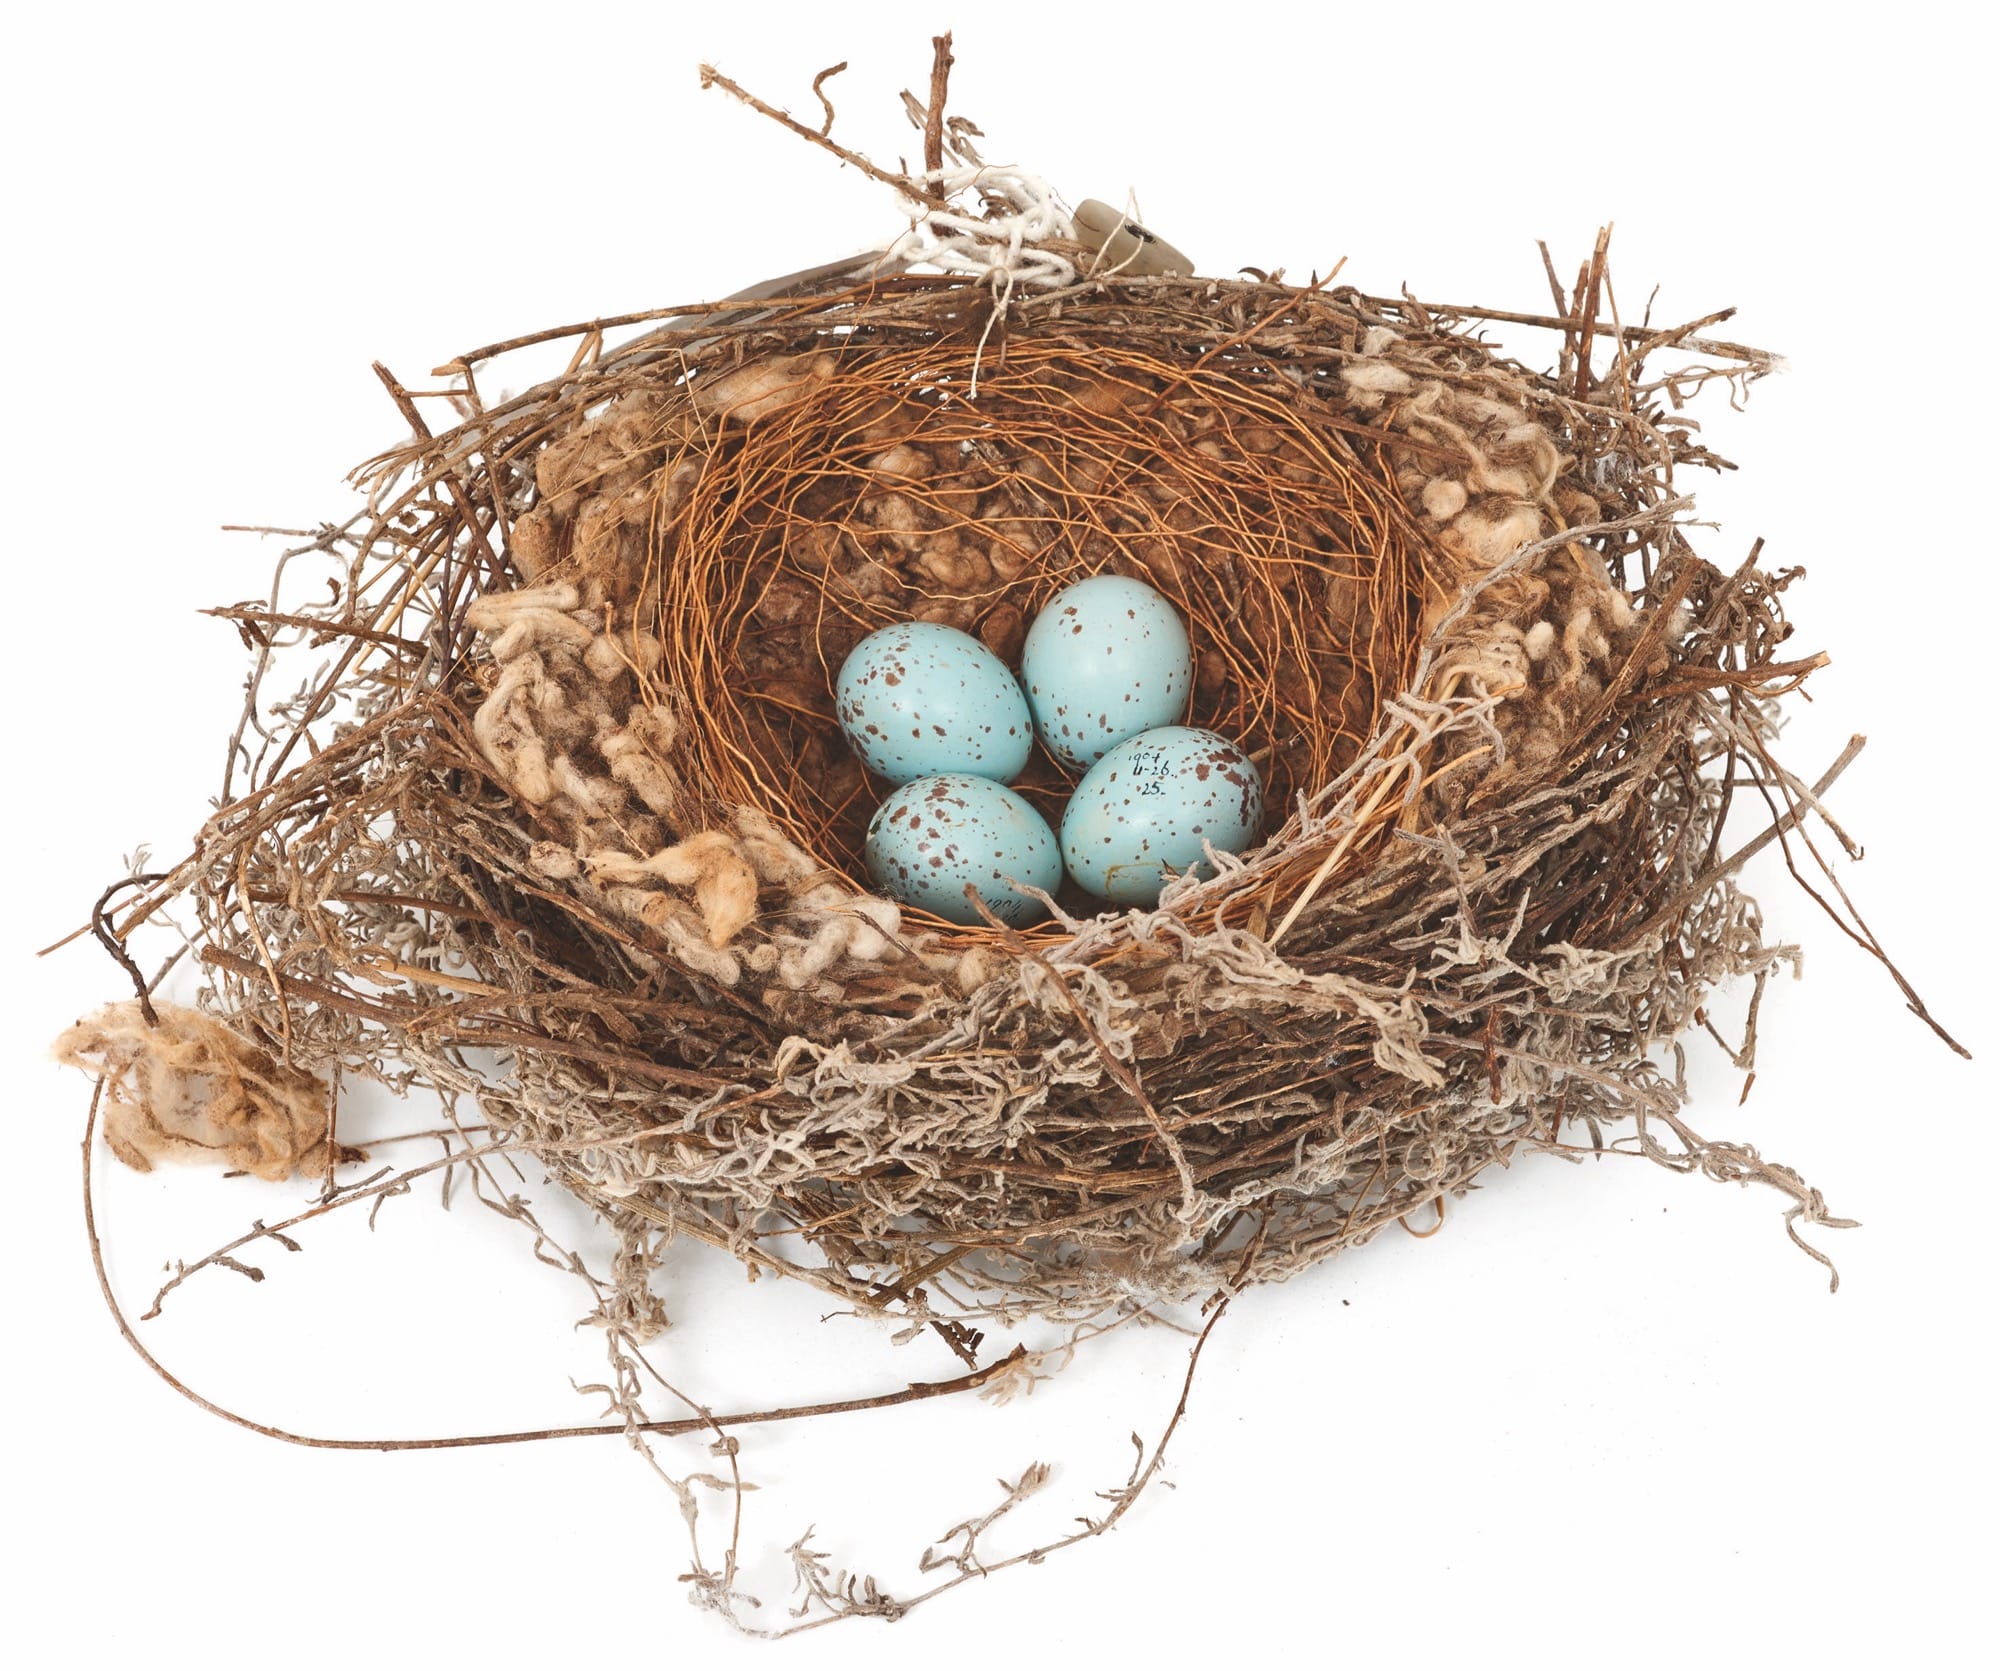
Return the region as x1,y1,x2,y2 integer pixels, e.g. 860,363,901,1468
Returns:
4,2,1993,1665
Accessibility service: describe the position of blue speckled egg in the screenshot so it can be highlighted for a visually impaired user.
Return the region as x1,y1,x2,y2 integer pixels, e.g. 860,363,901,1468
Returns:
1061,726,1263,906
865,774,1062,926
1020,575,1193,772
835,622,1033,785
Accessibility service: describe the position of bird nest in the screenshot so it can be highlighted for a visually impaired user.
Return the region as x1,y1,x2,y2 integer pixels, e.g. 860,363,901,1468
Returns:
65,222,1868,1330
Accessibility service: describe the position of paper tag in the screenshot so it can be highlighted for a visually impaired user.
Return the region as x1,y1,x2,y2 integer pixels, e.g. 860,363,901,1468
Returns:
1072,200,1194,278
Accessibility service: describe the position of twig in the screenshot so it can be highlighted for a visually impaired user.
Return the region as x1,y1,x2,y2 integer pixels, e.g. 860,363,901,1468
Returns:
809,61,846,136
371,360,502,596
1356,290,1775,367
1739,730,1970,1058
90,874,168,1026
699,63,913,192
1573,223,1612,403
921,33,954,200
202,604,429,654
1627,734,1867,949
771,1298,1235,1636
82,1083,1029,1451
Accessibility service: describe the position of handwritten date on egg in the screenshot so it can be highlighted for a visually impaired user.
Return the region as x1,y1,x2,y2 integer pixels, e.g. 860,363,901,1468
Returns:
1061,726,1262,906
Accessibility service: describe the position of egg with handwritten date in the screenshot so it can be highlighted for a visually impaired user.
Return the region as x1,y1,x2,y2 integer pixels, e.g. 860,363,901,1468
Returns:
1060,726,1263,905
1020,575,1192,772
835,622,1033,785
865,774,1062,926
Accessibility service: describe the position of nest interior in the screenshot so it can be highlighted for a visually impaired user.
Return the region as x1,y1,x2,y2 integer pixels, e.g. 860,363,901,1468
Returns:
515,316,1434,901
99,261,1847,1332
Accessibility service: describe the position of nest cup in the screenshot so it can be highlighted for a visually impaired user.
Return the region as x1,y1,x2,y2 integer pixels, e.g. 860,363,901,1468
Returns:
137,255,1836,1329
510,303,1434,923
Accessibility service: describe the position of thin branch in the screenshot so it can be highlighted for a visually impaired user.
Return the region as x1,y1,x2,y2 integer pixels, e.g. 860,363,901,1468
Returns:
921,33,954,199
82,1083,1030,1451
90,873,168,1026
699,63,913,192
810,61,846,137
